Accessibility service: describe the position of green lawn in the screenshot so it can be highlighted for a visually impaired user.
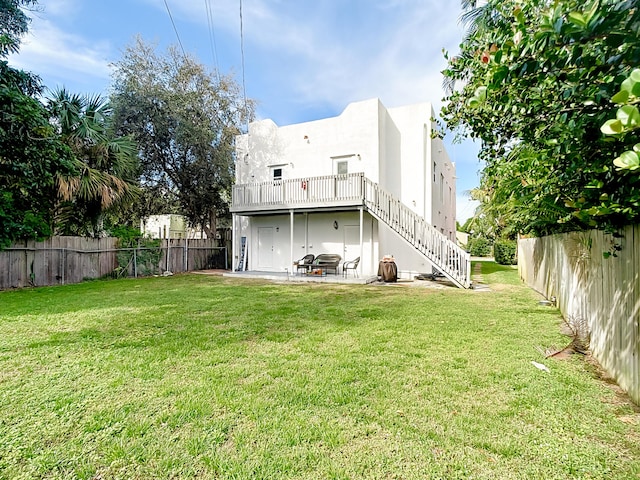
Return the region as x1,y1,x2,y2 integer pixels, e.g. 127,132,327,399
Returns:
0,266,638,479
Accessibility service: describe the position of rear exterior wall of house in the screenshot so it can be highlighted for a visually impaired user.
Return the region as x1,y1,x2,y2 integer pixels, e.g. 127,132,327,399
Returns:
233,98,456,276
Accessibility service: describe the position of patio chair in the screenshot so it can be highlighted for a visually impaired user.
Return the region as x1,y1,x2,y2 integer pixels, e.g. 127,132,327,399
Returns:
294,254,315,274
342,256,360,277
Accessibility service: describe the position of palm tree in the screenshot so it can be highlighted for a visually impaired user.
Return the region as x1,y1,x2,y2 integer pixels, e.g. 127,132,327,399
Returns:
459,1,494,40
47,88,140,236
443,0,495,94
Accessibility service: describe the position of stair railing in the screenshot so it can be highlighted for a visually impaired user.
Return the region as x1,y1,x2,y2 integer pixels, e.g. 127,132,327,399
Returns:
362,177,471,288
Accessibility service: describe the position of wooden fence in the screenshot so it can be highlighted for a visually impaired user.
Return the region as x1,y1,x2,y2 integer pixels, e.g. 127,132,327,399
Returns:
0,236,228,290
518,225,639,404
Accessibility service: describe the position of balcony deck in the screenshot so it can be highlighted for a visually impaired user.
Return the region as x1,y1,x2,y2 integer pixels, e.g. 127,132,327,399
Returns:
231,172,471,288
231,173,365,215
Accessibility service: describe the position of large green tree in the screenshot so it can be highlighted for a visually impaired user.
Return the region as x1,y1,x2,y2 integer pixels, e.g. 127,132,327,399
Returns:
111,38,254,238
0,64,75,248
443,0,640,236
0,0,76,248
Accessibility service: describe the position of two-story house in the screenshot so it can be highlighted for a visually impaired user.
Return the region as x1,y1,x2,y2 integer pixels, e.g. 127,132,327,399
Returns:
231,98,470,288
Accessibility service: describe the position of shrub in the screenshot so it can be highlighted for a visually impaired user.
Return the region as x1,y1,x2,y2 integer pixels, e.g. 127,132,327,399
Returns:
110,225,142,242
494,240,517,265
468,237,492,257
112,227,162,277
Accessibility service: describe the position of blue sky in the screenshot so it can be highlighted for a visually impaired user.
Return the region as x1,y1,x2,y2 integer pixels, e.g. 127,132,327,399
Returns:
10,0,480,222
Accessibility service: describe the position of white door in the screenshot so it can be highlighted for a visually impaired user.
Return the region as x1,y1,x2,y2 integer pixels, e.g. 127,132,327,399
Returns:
258,227,274,269
343,225,360,262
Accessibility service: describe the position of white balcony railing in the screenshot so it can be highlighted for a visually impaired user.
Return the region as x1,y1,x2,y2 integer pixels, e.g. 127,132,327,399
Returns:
231,173,365,212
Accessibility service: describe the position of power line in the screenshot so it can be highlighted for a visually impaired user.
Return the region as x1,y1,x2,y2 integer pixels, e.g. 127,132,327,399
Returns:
163,0,186,57
204,0,221,80
239,0,249,132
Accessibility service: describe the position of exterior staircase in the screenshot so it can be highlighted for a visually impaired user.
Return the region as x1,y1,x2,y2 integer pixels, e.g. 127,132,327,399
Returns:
362,178,471,289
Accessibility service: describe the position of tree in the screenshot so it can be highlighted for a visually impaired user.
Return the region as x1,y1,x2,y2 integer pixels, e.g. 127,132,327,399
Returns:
0,63,75,248
442,0,640,236
0,0,77,248
0,0,38,56
111,37,254,238
47,88,139,236
600,69,640,171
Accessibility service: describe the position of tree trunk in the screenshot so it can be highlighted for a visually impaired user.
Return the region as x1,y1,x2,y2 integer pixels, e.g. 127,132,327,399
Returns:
202,208,217,243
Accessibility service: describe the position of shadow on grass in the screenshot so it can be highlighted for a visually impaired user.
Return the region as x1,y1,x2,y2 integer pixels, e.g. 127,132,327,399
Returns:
471,261,521,288
480,262,517,275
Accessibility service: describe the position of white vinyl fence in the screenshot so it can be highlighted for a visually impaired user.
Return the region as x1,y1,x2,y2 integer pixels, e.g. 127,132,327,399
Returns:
518,225,639,404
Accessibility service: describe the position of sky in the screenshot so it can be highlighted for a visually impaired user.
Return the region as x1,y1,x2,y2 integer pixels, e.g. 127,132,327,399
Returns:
10,0,481,222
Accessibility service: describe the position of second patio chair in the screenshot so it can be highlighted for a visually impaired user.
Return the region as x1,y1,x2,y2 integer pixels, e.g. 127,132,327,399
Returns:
342,257,360,277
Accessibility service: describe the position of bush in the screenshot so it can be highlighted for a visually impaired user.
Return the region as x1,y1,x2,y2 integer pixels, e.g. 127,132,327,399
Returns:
494,240,517,265
111,227,162,277
110,225,142,242
467,237,492,257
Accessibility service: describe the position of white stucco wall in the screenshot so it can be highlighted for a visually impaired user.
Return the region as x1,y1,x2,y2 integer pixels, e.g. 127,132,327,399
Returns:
235,99,453,220
430,137,457,241
242,212,376,275
233,98,457,274
236,99,382,184
385,102,431,218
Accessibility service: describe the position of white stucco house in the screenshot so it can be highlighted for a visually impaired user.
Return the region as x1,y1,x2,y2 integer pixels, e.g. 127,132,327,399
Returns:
231,98,471,288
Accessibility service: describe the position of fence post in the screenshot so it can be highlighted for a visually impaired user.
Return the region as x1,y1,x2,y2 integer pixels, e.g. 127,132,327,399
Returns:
23,244,28,287
134,240,138,278
184,238,188,272
166,239,170,273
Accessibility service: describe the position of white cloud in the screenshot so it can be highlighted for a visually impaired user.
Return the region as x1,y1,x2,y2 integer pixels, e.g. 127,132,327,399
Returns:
36,0,80,18
10,17,112,92
132,1,467,120
243,2,464,115
138,0,244,34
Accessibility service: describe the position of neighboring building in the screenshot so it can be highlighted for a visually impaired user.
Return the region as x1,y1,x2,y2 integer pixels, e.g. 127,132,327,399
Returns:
141,214,206,239
456,231,470,249
231,99,470,287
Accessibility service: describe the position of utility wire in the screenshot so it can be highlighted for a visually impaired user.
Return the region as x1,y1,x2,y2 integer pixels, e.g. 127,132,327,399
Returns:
239,0,249,133
204,0,221,81
163,0,186,57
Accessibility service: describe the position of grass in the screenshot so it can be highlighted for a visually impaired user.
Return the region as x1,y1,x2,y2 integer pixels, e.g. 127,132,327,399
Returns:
0,266,638,479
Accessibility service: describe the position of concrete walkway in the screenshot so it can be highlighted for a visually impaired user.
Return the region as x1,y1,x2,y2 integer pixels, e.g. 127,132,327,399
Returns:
223,270,376,285
194,269,478,290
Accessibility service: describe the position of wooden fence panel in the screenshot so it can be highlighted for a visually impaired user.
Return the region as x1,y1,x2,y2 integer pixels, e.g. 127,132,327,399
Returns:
0,237,228,290
518,225,640,405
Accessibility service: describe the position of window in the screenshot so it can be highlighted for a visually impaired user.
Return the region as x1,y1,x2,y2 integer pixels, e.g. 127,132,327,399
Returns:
337,160,348,175
272,167,283,180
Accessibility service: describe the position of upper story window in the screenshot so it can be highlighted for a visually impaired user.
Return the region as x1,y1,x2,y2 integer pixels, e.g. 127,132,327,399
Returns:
332,154,360,175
